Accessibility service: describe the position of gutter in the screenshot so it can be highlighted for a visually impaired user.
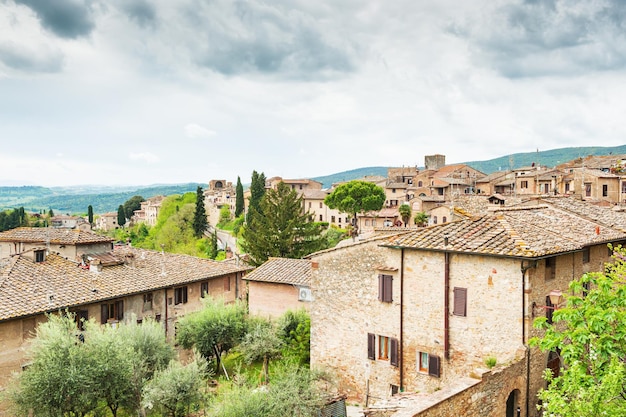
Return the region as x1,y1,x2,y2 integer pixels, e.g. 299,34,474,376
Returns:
400,248,405,391
521,260,537,417
444,249,450,360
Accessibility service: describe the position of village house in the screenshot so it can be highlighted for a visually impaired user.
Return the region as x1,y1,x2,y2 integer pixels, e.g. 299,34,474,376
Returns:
203,180,236,226
0,229,251,392
133,195,165,227
307,198,626,417
50,215,91,231
95,211,119,231
243,257,313,318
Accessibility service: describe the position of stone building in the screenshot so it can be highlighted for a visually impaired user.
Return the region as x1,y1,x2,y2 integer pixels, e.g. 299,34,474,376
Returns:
243,257,313,318
0,238,251,392
95,211,119,231
204,180,236,226
308,198,626,416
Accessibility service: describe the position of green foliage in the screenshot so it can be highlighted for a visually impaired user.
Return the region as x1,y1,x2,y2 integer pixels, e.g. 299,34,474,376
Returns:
176,298,247,373
207,231,219,260
232,214,245,236
87,204,94,224
117,205,126,227
247,170,266,224
239,319,283,383
193,186,208,238
218,205,232,227
530,245,626,416
123,195,145,220
235,176,245,217
0,207,28,232
143,354,208,417
484,356,497,369
414,211,429,227
324,180,385,235
278,310,311,365
399,203,412,226
241,182,324,266
321,225,349,249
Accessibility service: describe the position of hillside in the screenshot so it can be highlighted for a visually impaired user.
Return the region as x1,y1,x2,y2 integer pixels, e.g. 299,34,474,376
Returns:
2,145,625,213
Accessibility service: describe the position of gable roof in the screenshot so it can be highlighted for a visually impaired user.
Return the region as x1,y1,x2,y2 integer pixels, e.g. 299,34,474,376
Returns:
0,246,252,322
537,196,626,232
383,205,626,258
243,257,312,286
0,227,113,245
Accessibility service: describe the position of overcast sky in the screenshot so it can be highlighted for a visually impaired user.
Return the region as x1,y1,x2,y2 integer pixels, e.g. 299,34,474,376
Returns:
1,0,625,187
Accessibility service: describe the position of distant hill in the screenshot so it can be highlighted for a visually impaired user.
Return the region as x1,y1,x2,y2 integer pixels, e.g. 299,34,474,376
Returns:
2,145,625,213
0,183,202,214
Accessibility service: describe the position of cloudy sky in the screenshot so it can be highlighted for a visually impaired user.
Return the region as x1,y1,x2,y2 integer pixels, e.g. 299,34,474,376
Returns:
1,0,625,186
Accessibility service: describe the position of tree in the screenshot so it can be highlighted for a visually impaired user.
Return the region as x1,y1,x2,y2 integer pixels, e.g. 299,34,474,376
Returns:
399,203,412,227
87,205,94,225
278,309,311,365
239,319,283,383
324,180,386,237
48,208,54,218
176,298,247,374
218,205,231,226
123,195,145,220
142,356,207,417
530,245,626,416
247,170,266,224
235,176,244,217
414,211,429,227
241,182,323,266
193,186,208,238
207,231,219,260
117,205,126,227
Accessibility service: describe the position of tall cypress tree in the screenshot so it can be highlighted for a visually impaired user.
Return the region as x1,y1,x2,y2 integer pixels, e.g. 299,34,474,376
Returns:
193,186,208,238
235,176,244,218
87,205,94,225
117,205,126,227
241,182,323,266
246,170,266,224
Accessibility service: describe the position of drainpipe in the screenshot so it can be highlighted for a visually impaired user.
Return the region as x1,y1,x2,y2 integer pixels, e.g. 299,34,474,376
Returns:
521,260,537,417
400,248,405,391
444,237,450,360
164,288,169,338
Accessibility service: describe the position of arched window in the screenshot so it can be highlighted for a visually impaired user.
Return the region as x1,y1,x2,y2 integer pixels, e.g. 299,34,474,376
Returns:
442,216,447,223
418,180,423,187
433,216,438,224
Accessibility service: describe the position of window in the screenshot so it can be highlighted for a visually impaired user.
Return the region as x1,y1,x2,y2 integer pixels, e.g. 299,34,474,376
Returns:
74,310,88,331
521,180,528,189
367,333,376,360
331,216,336,223
378,274,393,303
319,202,323,208
308,202,311,208
585,183,591,197
338,217,341,223
602,184,608,197
545,257,556,280
565,182,570,193
418,352,440,377
201,282,209,298
364,219,369,226
392,188,396,193
35,250,45,263
433,216,438,224
582,247,590,264
101,300,124,324
224,276,231,292
390,338,399,367
174,286,188,305
319,214,323,221
143,293,153,311
453,287,467,316
372,220,376,227
379,336,389,360
442,216,447,223
418,181,423,187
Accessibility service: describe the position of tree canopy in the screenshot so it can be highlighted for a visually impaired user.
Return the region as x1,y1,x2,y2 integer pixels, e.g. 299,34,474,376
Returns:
123,195,145,220
530,245,626,417
241,182,323,266
399,203,412,226
324,180,385,235
235,176,244,217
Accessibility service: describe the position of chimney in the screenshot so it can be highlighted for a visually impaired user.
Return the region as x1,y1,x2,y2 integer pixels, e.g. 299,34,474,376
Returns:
89,259,103,273
125,253,136,268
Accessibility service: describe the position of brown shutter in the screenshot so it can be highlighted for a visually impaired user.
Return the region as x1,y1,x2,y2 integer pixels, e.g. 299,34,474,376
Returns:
367,333,376,360
117,300,124,320
428,354,440,377
384,275,393,302
378,275,384,301
453,287,467,316
101,304,108,324
182,286,188,303
390,338,399,367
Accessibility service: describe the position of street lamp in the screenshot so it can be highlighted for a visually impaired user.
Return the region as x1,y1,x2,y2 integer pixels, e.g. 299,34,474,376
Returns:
532,289,564,317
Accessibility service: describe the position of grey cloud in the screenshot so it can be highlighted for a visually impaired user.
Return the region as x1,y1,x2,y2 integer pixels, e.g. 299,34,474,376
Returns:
116,0,156,27
182,0,358,79
0,42,63,73
15,0,95,38
452,0,626,78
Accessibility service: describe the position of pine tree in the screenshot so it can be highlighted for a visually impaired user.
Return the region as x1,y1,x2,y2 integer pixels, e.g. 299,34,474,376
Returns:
192,186,208,238
246,171,266,224
241,182,323,266
117,205,126,227
235,176,244,218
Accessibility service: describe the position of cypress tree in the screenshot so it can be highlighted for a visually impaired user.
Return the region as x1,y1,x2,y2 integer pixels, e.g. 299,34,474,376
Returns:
87,205,94,225
246,170,266,224
235,176,244,218
117,205,126,227
193,186,208,238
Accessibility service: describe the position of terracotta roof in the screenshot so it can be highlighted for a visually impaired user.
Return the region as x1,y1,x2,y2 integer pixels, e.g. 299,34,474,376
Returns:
243,257,312,286
0,246,252,322
383,205,626,258
538,196,626,231
0,227,113,245
302,189,329,199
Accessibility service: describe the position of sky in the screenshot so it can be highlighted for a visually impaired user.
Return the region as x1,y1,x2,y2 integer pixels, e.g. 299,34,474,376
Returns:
1,0,625,187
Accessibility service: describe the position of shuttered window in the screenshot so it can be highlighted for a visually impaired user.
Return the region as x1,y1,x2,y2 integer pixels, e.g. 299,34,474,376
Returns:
174,286,188,305
201,282,209,298
453,287,467,317
378,274,393,303
367,333,376,360
428,354,441,377
390,338,399,367
101,300,124,324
